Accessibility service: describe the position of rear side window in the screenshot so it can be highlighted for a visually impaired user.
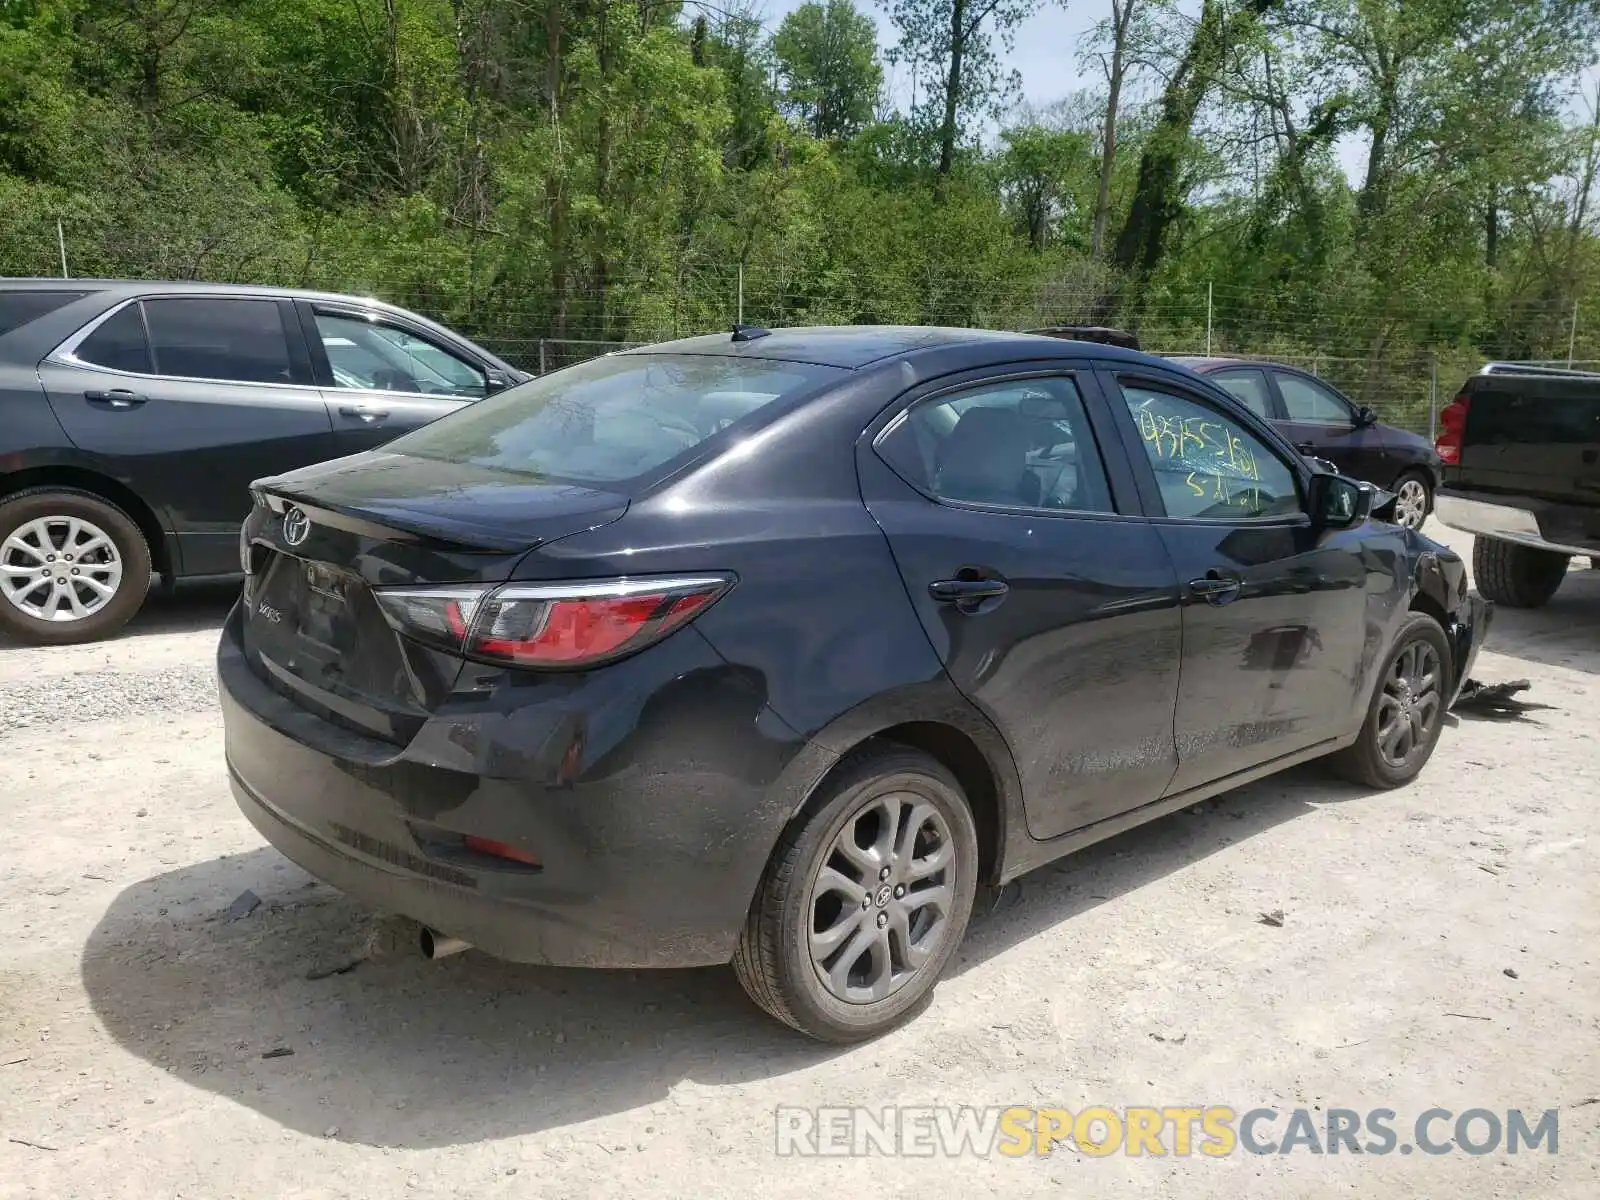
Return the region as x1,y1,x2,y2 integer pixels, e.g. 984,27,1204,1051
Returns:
142,298,293,384
0,291,88,336
1210,368,1273,418
388,353,846,484
76,304,153,374
878,376,1114,512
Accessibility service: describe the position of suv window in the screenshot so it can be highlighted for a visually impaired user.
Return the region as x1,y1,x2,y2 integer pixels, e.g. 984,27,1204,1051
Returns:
1120,382,1300,519
75,304,153,374
1210,368,1273,418
142,298,294,384
1275,372,1352,424
389,352,844,485
0,291,88,336
314,311,487,398
878,376,1113,512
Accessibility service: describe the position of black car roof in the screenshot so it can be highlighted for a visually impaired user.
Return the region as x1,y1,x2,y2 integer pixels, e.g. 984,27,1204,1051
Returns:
628,325,1159,370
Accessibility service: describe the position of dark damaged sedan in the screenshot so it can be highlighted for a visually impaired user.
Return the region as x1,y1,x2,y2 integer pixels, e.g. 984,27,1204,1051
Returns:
218,327,1489,1041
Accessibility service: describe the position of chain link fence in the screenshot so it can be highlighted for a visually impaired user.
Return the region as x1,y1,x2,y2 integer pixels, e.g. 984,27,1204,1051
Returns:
13,220,1588,439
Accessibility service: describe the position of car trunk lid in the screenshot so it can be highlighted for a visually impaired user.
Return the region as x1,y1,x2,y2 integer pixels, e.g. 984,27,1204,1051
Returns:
239,451,629,743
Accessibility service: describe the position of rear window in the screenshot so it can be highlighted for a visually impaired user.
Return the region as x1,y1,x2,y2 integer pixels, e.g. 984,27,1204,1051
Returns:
387,353,846,483
0,290,88,337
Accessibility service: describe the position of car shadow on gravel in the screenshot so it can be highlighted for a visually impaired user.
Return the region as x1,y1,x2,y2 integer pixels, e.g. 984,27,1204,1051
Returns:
80,766,1343,1150
0,583,238,648
1479,563,1600,676
118,582,240,638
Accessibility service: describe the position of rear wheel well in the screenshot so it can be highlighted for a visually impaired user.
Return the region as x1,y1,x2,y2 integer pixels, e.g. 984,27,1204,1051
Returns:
0,467,170,577
855,721,1003,887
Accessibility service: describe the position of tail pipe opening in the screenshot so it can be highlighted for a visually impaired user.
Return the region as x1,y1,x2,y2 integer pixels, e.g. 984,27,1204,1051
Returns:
419,927,472,960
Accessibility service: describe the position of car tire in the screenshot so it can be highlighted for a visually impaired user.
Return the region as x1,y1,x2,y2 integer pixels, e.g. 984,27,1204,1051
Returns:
732,747,979,1042
1472,536,1568,609
1329,612,1452,790
0,488,152,645
1389,470,1432,530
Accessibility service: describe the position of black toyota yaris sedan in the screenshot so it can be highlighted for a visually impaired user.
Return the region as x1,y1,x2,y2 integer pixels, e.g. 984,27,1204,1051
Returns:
218,326,1489,1042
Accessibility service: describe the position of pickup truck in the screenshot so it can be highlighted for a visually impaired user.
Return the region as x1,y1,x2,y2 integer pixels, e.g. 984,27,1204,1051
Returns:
1433,363,1600,607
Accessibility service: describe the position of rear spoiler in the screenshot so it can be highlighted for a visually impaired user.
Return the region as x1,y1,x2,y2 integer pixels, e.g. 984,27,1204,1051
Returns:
1478,362,1600,379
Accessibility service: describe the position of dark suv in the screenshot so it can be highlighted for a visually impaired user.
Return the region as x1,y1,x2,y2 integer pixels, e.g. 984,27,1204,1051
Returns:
0,280,524,644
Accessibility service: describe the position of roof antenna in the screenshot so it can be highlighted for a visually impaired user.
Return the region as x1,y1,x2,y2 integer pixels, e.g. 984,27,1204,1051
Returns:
731,323,771,343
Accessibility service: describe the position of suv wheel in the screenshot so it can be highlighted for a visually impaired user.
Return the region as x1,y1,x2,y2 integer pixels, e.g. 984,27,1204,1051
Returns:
0,489,152,645
733,747,979,1042
1330,613,1451,789
1472,536,1568,608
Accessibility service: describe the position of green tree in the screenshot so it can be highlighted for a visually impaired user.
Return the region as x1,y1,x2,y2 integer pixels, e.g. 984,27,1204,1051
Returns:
771,0,883,141
886,0,1038,180
996,122,1092,250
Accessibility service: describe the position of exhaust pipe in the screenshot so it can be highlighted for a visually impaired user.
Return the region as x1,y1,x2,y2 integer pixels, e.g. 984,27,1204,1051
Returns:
419,927,472,960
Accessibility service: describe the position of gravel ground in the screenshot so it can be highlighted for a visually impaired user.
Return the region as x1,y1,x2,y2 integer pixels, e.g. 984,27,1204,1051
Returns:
1,526,1597,1199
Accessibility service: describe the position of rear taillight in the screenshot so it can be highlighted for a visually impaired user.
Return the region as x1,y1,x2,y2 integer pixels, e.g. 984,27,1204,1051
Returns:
462,835,542,867
1435,394,1470,464
374,575,733,669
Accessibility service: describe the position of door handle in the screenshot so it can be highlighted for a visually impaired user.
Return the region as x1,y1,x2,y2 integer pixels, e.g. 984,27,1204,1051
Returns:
929,577,1010,612
84,389,146,409
1294,441,1317,454
1189,570,1243,604
338,405,391,423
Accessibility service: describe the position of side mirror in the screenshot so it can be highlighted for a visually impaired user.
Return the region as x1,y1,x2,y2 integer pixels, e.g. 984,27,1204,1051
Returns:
484,370,511,395
1309,473,1373,529
1354,406,1378,428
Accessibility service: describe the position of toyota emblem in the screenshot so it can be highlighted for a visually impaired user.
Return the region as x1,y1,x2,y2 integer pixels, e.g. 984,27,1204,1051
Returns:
281,506,311,547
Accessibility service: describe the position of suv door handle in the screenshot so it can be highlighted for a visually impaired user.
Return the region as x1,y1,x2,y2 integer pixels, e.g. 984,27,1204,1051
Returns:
929,577,1010,611
1189,570,1243,604
84,389,146,409
1294,441,1317,454
338,405,390,423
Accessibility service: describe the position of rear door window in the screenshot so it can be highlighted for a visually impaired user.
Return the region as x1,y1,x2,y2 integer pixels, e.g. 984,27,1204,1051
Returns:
388,353,846,484
877,376,1115,512
142,298,294,384
0,291,88,336
1209,368,1274,418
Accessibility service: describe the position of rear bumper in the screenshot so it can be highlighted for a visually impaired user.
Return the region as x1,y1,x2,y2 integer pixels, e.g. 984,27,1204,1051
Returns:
217,603,809,968
1435,491,1600,557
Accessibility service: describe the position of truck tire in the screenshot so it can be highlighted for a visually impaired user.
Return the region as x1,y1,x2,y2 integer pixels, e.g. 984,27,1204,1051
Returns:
1472,536,1568,609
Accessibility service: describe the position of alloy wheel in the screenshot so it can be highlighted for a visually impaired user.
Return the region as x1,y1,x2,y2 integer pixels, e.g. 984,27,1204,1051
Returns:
1393,479,1428,529
0,515,124,622
1375,639,1442,768
807,792,957,1004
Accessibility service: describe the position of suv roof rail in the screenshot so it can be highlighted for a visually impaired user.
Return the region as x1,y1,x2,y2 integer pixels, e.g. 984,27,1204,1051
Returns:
1478,361,1600,379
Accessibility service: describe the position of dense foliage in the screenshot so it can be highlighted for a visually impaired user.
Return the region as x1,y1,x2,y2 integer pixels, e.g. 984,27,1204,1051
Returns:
3,0,1599,422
